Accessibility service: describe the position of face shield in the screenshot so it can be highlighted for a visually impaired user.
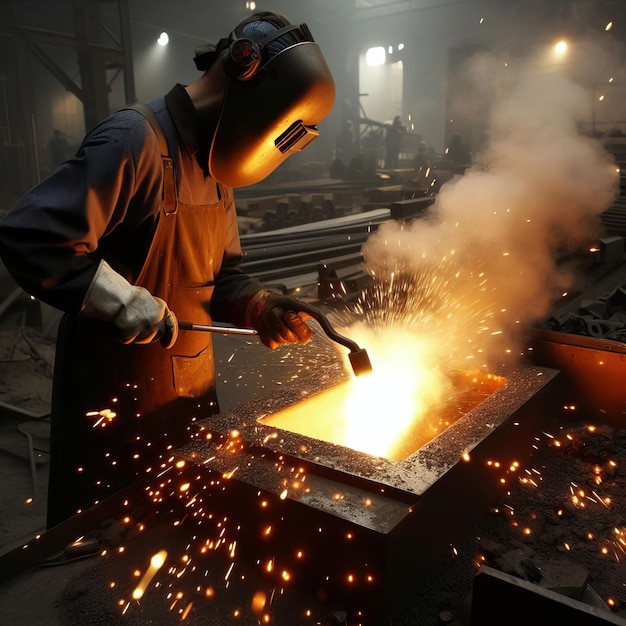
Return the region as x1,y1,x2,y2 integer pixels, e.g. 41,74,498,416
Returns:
206,21,335,188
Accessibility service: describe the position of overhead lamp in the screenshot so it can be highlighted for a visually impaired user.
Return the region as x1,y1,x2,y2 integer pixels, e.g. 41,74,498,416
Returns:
365,46,386,66
554,40,568,55
157,32,169,46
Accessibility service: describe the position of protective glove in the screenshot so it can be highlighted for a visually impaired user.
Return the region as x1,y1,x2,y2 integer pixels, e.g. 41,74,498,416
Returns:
81,260,178,348
245,290,315,350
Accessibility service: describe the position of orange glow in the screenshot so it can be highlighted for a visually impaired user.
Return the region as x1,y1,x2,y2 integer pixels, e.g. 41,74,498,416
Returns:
132,549,167,600
251,591,267,614
260,328,505,459
86,408,117,428
343,327,475,456
181,602,193,620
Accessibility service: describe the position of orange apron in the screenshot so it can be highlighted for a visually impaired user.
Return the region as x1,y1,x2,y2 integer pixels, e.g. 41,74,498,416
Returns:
47,167,230,527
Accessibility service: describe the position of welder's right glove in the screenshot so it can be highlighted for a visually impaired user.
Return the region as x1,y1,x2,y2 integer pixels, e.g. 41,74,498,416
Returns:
245,289,315,350
81,260,178,348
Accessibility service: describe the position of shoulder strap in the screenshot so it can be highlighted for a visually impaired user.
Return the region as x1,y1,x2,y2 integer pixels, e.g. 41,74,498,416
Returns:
125,102,178,215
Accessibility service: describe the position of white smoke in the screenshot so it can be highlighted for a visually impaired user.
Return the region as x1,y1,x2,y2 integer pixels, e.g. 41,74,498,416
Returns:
359,53,619,372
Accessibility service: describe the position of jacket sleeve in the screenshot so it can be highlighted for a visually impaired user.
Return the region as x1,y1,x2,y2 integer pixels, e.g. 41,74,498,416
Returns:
0,113,162,313
210,186,265,327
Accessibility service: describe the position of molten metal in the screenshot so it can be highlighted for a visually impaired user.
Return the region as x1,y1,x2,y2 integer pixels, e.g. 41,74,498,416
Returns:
259,370,506,460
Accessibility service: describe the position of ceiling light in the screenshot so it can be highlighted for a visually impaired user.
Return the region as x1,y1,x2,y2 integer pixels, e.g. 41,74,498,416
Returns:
366,46,386,66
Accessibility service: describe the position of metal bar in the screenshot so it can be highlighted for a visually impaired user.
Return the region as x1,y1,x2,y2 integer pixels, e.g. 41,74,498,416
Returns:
0,16,84,101
178,321,258,336
117,0,136,104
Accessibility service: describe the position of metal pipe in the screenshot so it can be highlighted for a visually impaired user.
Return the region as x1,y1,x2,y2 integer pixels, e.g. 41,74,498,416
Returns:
179,303,373,377
177,321,258,336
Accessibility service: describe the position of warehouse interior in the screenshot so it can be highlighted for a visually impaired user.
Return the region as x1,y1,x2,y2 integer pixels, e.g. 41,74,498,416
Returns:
0,1,625,624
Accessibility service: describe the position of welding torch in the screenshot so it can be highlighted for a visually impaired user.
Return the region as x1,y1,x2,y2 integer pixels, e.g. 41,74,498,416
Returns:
177,303,372,377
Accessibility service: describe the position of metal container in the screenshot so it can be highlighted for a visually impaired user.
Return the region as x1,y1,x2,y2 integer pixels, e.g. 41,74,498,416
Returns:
176,362,561,623
529,328,626,426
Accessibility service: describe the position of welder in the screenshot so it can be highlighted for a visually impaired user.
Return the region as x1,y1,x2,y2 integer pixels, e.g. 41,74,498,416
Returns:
0,11,335,528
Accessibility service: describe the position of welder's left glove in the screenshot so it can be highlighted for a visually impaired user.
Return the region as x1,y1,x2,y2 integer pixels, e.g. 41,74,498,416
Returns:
245,290,315,350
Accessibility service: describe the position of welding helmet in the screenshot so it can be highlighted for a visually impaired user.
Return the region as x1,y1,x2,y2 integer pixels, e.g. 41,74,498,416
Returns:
193,12,335,188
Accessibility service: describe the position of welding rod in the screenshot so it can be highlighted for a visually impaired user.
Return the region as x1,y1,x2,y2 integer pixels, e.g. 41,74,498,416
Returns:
177,321,258,336
178,304,373,377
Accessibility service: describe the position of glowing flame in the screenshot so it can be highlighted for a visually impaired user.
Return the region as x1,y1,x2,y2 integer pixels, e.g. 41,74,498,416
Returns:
258,325,505,460
339,327,451,456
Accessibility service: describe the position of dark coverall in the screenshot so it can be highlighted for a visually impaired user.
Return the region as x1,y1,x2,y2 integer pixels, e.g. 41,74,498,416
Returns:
0,84,264,527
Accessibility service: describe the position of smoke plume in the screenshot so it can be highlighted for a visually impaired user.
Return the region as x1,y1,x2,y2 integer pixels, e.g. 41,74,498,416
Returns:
357,53,619,373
